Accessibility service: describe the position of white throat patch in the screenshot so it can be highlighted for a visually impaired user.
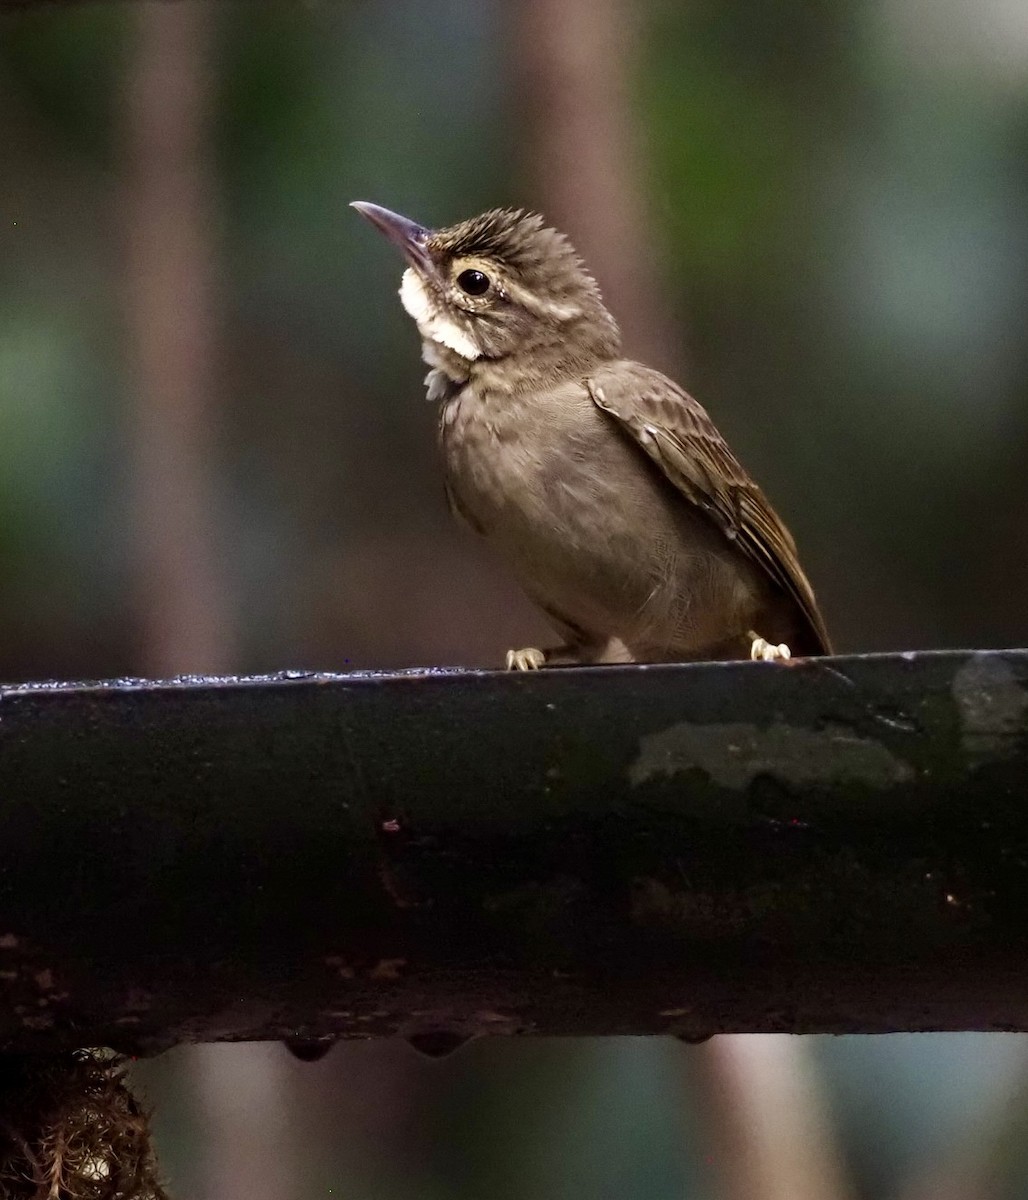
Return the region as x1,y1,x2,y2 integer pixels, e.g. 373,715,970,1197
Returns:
399,269,480,362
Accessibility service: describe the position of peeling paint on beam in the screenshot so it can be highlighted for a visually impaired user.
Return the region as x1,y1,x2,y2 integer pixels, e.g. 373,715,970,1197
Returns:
0,650,1027,1050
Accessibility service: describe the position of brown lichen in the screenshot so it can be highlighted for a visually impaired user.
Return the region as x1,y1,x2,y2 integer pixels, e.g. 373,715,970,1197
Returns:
0,1049,168,1200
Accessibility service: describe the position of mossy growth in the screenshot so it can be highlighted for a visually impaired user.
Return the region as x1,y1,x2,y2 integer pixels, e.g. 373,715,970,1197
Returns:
0,1048,167,1200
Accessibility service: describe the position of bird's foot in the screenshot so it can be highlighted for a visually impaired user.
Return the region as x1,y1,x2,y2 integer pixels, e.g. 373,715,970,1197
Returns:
748,632,791,663
505,647,548,671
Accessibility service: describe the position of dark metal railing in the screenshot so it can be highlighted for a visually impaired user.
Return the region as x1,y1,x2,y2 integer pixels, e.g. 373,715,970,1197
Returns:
1,650,1026,1052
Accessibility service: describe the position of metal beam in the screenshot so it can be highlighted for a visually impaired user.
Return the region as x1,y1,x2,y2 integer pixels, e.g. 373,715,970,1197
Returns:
1,650,1026,1051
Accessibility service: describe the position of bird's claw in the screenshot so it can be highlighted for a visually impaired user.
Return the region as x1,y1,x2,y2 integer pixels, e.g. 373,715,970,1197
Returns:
749,634,791,663
506,647,547,671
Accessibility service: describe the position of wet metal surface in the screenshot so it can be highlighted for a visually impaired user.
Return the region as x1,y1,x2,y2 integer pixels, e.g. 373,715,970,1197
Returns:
1,650,1027,1049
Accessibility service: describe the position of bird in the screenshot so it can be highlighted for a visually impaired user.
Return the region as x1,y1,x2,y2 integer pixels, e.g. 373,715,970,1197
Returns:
351,201,832,669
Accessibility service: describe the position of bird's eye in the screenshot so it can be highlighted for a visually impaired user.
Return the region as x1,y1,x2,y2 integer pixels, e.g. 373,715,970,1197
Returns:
456,269,490,296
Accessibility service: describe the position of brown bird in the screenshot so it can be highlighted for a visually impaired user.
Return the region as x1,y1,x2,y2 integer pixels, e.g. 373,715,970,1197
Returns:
352,201,832,668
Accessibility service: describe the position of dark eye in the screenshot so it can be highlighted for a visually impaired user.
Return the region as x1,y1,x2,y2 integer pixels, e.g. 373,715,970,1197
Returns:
456,269,490,296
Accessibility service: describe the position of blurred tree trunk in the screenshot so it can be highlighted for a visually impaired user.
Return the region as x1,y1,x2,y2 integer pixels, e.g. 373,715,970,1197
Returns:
122,9,290,1200
512,12,850,1197
511,0,684,373
190,1045,297,1200
123,0,233,677
693,1036,854,1200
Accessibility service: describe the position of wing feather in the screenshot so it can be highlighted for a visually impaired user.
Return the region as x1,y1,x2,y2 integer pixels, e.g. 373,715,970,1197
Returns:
587,364,832,654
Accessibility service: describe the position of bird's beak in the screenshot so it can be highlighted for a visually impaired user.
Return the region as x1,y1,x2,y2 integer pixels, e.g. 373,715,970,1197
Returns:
350,201,436,276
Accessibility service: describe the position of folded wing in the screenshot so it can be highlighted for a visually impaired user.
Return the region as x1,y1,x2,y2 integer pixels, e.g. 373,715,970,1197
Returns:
587,364,832,655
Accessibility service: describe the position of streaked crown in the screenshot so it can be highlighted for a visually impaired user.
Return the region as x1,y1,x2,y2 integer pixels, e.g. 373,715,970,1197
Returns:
352,202,621,381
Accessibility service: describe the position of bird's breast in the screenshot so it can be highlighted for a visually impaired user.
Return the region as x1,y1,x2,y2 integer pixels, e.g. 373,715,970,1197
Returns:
436,379,766,655
437,381,675,590
438,384,608,537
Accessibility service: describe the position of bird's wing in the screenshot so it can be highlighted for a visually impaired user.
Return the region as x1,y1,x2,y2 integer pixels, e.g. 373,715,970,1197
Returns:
586,363,832,654
442,478,485,535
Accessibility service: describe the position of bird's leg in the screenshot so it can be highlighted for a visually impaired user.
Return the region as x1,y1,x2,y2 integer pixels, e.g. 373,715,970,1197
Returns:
505,638,635,670
505,647,549,670
504,644,586,670
748,631,791,662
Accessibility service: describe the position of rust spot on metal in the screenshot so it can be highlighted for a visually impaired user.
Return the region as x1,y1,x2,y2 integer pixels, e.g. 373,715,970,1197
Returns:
377,861,418,909
20,1014,54,1030
324,954,356,979
369,958,406,981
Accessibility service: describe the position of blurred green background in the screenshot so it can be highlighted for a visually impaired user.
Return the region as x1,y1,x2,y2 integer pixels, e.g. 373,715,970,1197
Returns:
2,0,1027,1197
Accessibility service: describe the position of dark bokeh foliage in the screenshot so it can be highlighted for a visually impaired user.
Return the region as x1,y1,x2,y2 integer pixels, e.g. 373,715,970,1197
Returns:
2,1,1027,1198
2,0,1025,682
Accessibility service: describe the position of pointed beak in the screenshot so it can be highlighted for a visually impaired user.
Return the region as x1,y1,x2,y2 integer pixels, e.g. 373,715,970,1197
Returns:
350,201,435,275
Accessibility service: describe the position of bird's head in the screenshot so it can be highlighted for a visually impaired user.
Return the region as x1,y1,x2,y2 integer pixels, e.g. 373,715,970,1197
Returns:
351,202,621,386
